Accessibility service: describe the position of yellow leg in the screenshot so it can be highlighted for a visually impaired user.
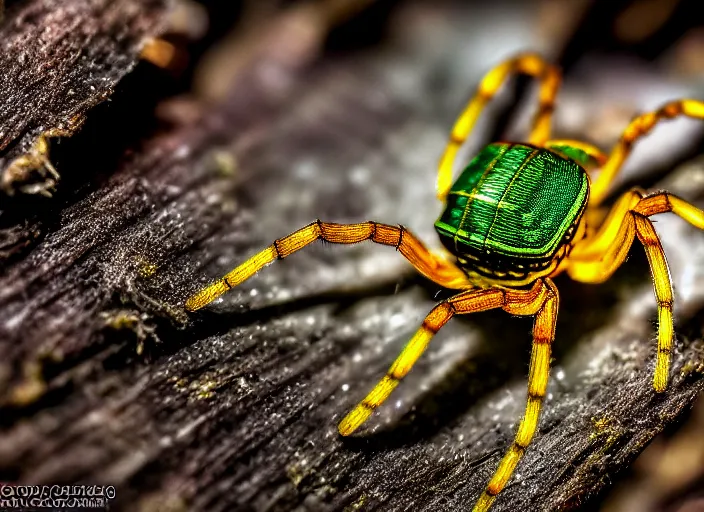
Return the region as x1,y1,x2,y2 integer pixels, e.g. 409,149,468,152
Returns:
473,279,559,511
567,211,637,284
569,190,704,392
185,221,471,311
437,53,561,200
568,208,672,391
567,189,645,285
632,192,704,390
632,214,674,392
338,280,557,511
338,280,552,435
633,192,704,230
590,99,704,206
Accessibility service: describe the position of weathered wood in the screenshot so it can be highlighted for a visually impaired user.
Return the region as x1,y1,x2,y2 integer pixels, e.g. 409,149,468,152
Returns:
0,1,703,511
0,0,169,196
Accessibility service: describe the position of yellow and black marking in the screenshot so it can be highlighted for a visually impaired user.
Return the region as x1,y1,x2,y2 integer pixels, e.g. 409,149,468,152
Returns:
338,301,457,435
633,214,673,392
474,281,558,510
185,221,472,312
568,189,704,392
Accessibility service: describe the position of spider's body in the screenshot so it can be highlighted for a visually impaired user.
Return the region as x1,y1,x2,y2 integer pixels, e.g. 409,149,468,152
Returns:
185,54,704,511
435,142,588,286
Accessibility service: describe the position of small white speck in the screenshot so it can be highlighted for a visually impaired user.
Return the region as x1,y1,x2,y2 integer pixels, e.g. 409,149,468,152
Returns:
276,289,292,301
341,384,350,392
175,145,191,159
249,289,258,297
556,369,565,381
395,400,402,409
350,165,370,185
388,313,406,330
352,353,362,363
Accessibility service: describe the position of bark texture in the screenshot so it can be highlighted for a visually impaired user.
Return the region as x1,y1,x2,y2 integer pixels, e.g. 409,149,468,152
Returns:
0,0,169,195
1,1,703,511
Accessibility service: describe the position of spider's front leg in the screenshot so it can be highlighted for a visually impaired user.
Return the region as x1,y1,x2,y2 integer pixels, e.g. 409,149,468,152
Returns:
338,279,559,512
473,280,558,511
568,190,674,391
185,221,471,311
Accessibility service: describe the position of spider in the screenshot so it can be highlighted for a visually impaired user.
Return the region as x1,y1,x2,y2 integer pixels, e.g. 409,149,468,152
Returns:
185,53,704,511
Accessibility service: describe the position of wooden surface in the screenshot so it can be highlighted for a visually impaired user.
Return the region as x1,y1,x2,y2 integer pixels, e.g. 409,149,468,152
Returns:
1,1,703,510
0,0,168,185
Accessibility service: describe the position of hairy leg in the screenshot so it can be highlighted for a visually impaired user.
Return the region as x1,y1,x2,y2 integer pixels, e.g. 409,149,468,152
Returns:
338,280,553,435
473,279,559,511
568,190,704,391
633,214,674,391
186,221,471,311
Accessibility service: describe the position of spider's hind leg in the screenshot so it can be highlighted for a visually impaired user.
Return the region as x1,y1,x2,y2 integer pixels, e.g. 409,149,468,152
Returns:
185,221,471,311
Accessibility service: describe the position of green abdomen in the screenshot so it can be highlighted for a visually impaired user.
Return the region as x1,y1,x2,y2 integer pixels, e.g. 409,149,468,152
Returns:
435,143,588,278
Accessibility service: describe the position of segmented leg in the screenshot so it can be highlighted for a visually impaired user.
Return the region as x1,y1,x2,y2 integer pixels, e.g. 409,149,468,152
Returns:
569,191,704,391
338,280,558,510
590,99,704,206
633,193,704,390
437,53,561,200
568,204,670,390
338,280,552,435
632,214,674,392
473,280,558,511
633,192,704,230
185,221,471,311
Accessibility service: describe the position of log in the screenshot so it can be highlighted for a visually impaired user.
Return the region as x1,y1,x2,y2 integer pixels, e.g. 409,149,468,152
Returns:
0,1,703,511
0,0,169,197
